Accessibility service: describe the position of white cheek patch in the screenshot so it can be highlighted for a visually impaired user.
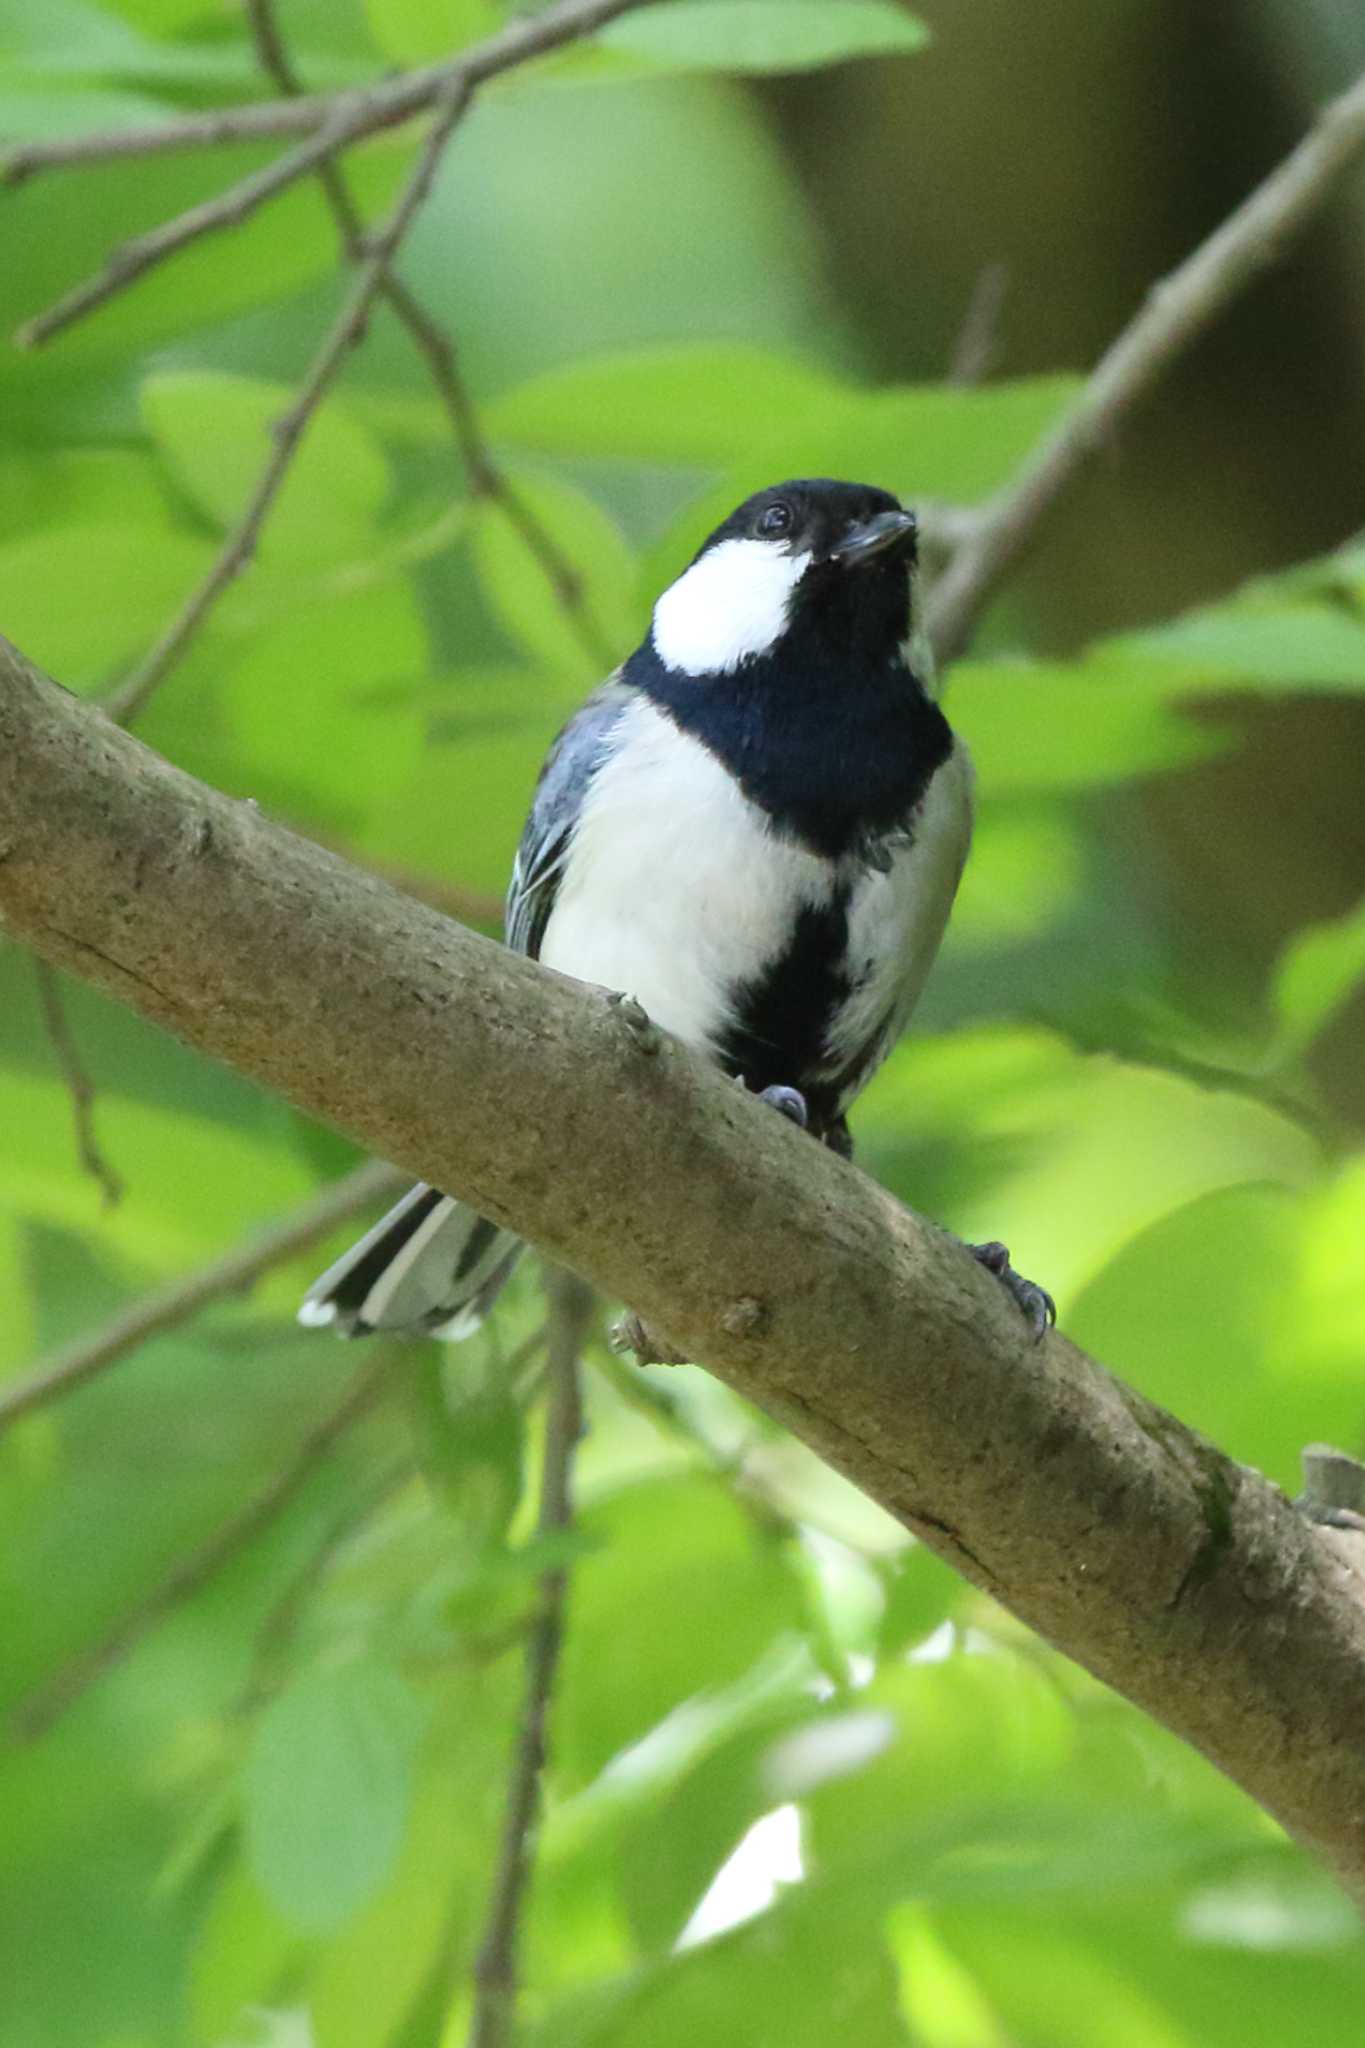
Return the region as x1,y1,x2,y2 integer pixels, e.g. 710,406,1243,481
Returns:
651,536,808,677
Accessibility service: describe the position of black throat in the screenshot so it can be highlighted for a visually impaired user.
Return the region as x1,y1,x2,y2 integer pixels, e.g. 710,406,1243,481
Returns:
624,630,953,862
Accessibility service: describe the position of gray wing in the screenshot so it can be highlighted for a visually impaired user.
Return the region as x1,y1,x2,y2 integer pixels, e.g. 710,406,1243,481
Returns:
505,677,634,960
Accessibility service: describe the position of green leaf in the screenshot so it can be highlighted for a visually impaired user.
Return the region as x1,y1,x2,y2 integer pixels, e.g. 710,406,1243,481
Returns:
557,1473,802,1785
799,1648,1077,1872
2,137,408,386
95,0,221,31
1271,896,1365,1061
599,1,930,76
876,1543,963,1656
859,1025,1322,1309
949,656,1228,792
1115,605,1365,693
489,346,1078,503
0,519,213,685
0,0,148,70
141,372,392,562
242,1660,427,1931
364,0,502,65
138,579,427,834
471,466,638,680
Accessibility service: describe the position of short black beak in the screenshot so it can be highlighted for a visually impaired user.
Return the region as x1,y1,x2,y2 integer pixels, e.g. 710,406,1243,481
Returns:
830,508,917,568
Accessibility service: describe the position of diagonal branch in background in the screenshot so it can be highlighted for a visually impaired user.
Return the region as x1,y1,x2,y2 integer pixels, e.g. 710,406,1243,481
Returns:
7,1351,391,1744
13,113,379,351
7,639,1365,1903
101,70,475,726
0,1158,403,1438
0,0,656,183
927,66,1365,664
243,0,608,666
468,1268,592,2048
33,960,124,1209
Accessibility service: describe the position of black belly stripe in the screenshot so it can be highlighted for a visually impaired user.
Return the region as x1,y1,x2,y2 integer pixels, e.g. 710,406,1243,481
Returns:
719,884,854,1126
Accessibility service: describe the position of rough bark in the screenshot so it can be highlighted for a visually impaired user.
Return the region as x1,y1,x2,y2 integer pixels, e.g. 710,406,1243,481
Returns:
4,634,1365,1902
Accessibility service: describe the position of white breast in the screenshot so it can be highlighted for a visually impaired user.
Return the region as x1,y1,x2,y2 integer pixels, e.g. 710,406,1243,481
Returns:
538,697,834,1053
825,741,975,1086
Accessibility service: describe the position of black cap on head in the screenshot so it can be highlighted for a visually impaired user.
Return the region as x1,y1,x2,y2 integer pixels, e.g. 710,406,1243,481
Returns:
701,478,917,570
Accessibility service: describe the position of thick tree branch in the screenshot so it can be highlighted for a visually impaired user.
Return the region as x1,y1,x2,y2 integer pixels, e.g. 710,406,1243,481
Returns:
4,637,1365,1902
927,66,1365,663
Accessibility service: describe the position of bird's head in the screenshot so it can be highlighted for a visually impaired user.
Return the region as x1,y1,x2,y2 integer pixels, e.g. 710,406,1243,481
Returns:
649,479,918,682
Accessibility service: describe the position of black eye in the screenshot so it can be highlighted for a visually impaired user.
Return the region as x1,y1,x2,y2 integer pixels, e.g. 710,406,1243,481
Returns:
757,501,793,538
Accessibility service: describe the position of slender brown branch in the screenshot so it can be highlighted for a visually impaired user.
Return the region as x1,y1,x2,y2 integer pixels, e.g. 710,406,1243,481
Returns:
33,960,124,1209
14,111,375,350
242,0,607,665
928,66,1365,664
947,260,1009,387
8,1355,390,1743
468,1268,592,2048
0,1159,402,1437
102,74,474,726
0,0,656,182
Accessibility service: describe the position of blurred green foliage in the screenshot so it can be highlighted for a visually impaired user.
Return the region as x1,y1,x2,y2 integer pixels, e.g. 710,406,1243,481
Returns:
1,1,1364,2044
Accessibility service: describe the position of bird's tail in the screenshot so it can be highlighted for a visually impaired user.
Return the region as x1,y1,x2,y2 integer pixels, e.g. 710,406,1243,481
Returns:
298,1183,522,1339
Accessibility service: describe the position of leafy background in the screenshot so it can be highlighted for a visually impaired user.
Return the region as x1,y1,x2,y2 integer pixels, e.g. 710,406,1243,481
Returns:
3,1,1365,2043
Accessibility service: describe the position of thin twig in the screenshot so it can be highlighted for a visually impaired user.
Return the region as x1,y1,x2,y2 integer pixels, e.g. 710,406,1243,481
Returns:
33,961,124,1208
0,1158,403,1437
8,1355,390,1743
467,1267,593,2048
947,260,1009,387
243,0,606,664
102,72,475,726
14,111,374,350
1,0,655,183
927,66,1365,665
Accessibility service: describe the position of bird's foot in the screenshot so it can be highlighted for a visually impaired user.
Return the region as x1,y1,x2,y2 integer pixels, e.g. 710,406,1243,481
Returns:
758,1084,809,1130
969,1240,1055,1342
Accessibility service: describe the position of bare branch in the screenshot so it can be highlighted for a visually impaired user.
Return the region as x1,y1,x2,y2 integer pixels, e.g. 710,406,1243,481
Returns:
243,0,609,666
8,1355,390,1743
14,111,376,351
469,1268,593,2048
101,72,475,726
33,960,123,1208
0,1159,402,1438
947,260,1009,387
0,0,655,183
8,637,1365,1896
928,66,1365,665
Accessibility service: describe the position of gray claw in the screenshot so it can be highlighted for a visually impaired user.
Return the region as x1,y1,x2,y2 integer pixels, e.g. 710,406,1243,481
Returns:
759,1084,808,1129
969,1240,1055,1342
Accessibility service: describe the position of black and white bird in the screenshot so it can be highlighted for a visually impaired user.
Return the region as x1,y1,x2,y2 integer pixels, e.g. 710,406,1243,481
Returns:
299,479,1053,1341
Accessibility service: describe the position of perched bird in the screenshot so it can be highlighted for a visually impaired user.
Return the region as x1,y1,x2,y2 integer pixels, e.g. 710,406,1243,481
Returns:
299,479,1053,1341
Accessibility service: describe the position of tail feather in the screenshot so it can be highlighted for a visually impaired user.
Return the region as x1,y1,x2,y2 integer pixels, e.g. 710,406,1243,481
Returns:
298,1183,522,1339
